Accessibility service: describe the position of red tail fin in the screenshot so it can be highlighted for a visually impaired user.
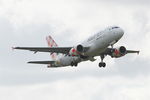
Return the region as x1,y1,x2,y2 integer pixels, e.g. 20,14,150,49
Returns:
46,36,58,60
46,36,58,47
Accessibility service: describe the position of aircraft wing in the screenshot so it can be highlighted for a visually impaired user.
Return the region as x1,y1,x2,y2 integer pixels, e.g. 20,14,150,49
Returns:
28,61,55,64
13,47,72,54
13,46,90,54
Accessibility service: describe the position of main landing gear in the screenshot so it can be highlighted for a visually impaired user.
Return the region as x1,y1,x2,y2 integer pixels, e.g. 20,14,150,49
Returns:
99,55,106,68
71,62,78,67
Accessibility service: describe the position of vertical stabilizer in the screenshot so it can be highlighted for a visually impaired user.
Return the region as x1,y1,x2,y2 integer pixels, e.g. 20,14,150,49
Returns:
46,36,58,60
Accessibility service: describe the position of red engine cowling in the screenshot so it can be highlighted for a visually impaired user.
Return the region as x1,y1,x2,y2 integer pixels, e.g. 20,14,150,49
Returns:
69,44,84,56
111,46,127,58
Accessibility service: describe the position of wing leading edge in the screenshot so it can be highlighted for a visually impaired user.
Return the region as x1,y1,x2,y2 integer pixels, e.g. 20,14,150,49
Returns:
13,47,72,54
13,46,90,55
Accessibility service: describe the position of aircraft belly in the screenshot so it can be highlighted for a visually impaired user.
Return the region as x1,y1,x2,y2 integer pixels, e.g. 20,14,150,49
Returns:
85,45,107,56
59,56,81,66
84,41,108,56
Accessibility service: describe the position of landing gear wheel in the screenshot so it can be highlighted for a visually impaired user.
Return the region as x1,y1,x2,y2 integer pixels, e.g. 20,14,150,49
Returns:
74,63,78,67
99,62,106,68
71,62,78,67
99,55,106,68
102,62,106,67
71,62,74,67
99,63,102,67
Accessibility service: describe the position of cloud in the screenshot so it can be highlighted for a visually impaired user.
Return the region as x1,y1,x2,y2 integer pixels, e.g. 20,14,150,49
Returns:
0,0,150,82
83,0,150,5
0,76,149,100
0,0,150,99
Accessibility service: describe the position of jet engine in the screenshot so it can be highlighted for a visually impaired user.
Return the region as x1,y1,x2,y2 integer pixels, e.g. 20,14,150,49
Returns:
111,46,127,58
69,44,84,56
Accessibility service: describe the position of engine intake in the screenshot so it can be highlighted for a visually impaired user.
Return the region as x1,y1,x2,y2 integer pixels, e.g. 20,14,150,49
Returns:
119,46,126,54
69,44,84,56
77,45,84,52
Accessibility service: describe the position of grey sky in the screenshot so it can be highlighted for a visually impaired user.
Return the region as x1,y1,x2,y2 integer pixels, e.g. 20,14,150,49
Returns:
0,0,150,100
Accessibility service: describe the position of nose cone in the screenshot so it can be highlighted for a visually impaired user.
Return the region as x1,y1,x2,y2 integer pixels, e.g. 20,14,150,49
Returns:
119,28,124,37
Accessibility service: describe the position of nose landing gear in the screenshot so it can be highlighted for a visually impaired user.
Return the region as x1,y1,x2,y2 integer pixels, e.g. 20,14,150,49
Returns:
99,55,106,68
99,62,106,67
71,62,78,67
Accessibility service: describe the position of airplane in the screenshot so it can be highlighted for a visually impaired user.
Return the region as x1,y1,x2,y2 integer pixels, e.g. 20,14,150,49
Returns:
13,26,139,68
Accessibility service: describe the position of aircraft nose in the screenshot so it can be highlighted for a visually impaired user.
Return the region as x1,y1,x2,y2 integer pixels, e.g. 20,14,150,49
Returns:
118,28,124,37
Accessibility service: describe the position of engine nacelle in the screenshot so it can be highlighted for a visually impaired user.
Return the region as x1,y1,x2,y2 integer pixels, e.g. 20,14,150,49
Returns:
69,44,84,56
111,46,127,58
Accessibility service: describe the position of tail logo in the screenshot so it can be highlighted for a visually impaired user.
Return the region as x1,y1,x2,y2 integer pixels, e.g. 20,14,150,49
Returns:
46,36,58,60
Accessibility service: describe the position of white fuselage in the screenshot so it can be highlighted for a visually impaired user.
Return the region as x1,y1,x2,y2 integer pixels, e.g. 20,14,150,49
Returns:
54,26,124,67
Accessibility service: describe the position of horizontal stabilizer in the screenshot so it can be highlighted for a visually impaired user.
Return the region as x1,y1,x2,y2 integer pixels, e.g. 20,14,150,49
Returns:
28,61,55,64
